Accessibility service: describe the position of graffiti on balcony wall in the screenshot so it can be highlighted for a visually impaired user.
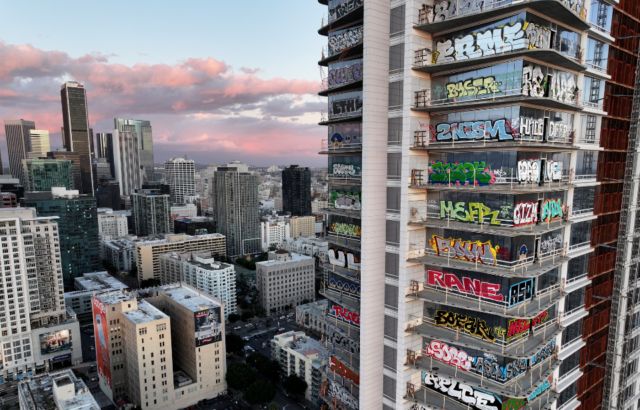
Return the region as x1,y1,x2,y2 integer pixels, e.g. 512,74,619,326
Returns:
433,21,551,64
529,375,553,402
330,356,360,385
330,132,361,148
326,379,359,410
428,161,495,186
508,279,534,307
328,26,363,56
540,235,563,252
439,201,502,225
331,305,360,326
550,72,579,103
331,190,361,210
425,340,473,370
502,397,527,410
531,310,549,327
513,201,539,226
329,278,361,297
435,119,514,142
500,205,513,219
328,325,360,354
518,117,572,142
544,160,564,181
332,162,361,177
328,61,363,87
445,76,503,98
470,355,528,383
328,249,360,270
522,64,578,103
422,371,502,410
431,0,485,22
429,235,499,265
331,222,361,237
328,0,363,23
522,65,546,97
507,318,531,342
517,159,541,184
563,0,586,14
427,269,503,301
530,339,557,366
434,309,497,342
330,95,363,117
541,198,564,222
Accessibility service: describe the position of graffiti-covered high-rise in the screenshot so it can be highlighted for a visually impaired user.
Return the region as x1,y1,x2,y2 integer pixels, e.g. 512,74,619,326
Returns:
313,0,636,409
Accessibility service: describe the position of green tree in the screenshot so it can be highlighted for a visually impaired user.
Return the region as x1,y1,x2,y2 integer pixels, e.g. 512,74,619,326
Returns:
228,313,241,323
225,362,257,391
246,352,269,369
255,306,267,317
268,244,278,251
140,278,160,288
225,333,245,355
282,374,308,397
258,360,281,381
284,304,291,311
243,380,276,405
241,310,255,321
268,403,279,410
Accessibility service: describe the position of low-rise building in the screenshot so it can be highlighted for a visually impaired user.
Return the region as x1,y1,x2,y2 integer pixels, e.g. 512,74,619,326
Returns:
260,220,290,251
256,250,314,314
103,236,139,272
64,272,129,324
18,369,100,410
281,236,328,262
173,217,215,236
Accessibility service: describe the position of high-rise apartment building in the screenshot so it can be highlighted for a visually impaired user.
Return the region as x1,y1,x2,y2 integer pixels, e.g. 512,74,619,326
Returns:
131,189,171,236
256,250,314,314
165,157,196,204
0,208,82,380
215,163,260,256
98,208,129,238
91,283,227,408
312,2,620,410
23,159,74,192
60,82,93,194
47,150,81,192
27,130,50,158
25,187,101,290
160,251,237,317
4,119,35,182
282,165,312,216
112,129,142,195
114,118,154,181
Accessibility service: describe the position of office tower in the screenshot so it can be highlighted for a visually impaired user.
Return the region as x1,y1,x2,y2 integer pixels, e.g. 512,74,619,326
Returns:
142,181,171,195
18,370,100,410
27,130,50,158
92,158,113,189
91,283,227,407
4,119,35,182
96,179,121,210
135,233,226,282
215,164,260,256
25,187,101,290
165,157,196,204
282,165,312,216
96,132,115,177
256,250,314,314
160,251,237,316
131,189,171,236
0,208,82,380
23,158,74,191
64,272,129,324
114,118,154,181
173,217,215,235
112,129,142,195
60,82,93,194
313,2,618,409
288,216,315,238
47,150,82,193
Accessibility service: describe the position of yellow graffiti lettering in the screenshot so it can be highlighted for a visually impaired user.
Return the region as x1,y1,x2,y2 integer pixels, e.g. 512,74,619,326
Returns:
445,76,503,98
429,235,499,265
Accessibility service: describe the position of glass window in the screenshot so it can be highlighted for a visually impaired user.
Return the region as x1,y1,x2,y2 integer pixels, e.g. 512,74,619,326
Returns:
385,253,399,277
575,151,597,176
565,288,586,312
389,44,405,72
387,153,402,178
562,318,583,344
389,81,404,109
583,76,605,104
586,38,609,72
559,350,581,377
589,0,613,34
388,118,402,145
567,254,589,280
570,220,592,246
390,6,405,36
573,186,596,212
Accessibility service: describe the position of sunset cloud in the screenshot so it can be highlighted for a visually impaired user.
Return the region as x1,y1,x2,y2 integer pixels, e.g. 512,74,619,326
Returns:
0,40,326,167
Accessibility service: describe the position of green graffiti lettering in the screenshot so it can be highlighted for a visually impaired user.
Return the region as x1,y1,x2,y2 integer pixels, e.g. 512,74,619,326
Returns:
429,161,495,186
438,201,501,225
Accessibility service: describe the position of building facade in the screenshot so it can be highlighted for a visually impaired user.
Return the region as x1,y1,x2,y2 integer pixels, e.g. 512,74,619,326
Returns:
28,130,50,159
47,150,81,193
23,159,74,192
288,216,316,239
103,237,138,272
4,119,35,182
256,250,314,314
60,82,93,194
98,208,129,237
112,129,142,196
115,118,154,182
282,165,312,216
173,217,215,236
260,220,291,251
64,272,129,324
131,190,171,236
171,204,197,218
165,157,196,204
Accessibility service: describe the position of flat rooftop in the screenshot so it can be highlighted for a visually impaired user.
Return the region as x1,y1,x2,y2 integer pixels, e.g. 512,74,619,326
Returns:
75,272,129,292
122,300,168,325
18,369,100,410
136,233,225,247
139,283,221,312
95,290,134,305
257,252,312,267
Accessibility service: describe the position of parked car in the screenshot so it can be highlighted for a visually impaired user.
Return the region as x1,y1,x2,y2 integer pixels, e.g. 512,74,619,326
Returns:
278,328,286,332
233,326,242,331
243,336,250,341
279,316,286,320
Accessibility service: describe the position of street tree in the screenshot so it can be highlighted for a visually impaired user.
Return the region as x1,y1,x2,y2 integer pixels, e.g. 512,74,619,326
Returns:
225,333,245,355
226,362,256,391
282,374,308,397
243,380,276,405
258,360,281,381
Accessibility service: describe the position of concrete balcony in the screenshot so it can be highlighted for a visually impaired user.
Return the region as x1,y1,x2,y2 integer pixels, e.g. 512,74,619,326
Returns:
408,218,572,237
319,288,360,314
321,262,360,284
323,207,361,219
319,138,362,154
318,2,363,36
411,131,578,152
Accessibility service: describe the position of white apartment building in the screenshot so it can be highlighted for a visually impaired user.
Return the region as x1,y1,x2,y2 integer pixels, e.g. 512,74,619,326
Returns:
282,236,328,261
112,128,142,196
103,236,139,272
160,252,237,317
92,283,227,409
260,220,291,251
98,208,128,237
311,199,327,214
18,369,101,410
256,250,314,314
165,157,196,204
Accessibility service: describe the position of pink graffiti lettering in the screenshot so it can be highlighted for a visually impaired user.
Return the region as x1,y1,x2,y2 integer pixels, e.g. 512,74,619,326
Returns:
425,340,472,371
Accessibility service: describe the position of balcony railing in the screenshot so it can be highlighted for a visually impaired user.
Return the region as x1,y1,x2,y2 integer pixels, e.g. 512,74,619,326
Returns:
417,0,587,25
585,61,607,73
568,241,591,252
411,166,573,187
589,22,612,35
413,126,575,147
415,88,582,110
582,100,604,110
321,138,362,152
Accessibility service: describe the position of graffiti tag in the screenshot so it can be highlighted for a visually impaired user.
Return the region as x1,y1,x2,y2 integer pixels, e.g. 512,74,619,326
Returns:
445,76,502,98
440,201,501,225
328,325,360,354
422,371,502,410
326,379,359,410
329,0,363,22
331,222,361,236
517,159,541,184
531,310,549,327
540,235,563,251
435,119,514,141
508,279,533,307
331,305,360,326
328,26,363,55
530,339,556,366
328,249,360,270
541,198,563,222
529,375,553,401
332,162,361,177
330,95,363,117
427,269,502,301
470,356,528,384
329,278,361,296
513,201,539,226
428,161,495,186
430,235,499,265
328,61,362,87
434,310,496,342
330,356,360,385
543,160,563,181
507,318,531,341
425,340,472,371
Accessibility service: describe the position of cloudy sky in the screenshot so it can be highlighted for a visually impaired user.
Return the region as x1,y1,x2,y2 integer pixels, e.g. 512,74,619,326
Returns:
0,0,328,167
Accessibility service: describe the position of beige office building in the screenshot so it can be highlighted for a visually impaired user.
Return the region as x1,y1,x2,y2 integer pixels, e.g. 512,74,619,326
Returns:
27,130,51,158
288,216,315,239
135,233,226,282
92,282,226,410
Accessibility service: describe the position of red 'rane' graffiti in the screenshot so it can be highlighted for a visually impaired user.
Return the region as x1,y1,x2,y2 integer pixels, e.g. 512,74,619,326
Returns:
332,305,360,326
427,270,502,301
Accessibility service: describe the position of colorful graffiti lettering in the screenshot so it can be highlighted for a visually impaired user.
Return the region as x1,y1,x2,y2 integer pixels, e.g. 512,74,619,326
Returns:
434,310,496,342
502,397,527,410
331,222,361,236
328,26,363,56
530,339,556,366
433,21,551,64
531,310,549,327
540,235,563,251
513,201,539,226
508,279,533,307
430,235,499,265
541,198,563,222
519,118,545,140
428,161,495,186
328,249,360,270
493,327,506,338
427,270,502,301
329,278,361,296
326,379,359,410
330,95,363,117
544,160,563,181
422,371,502,410
439,201,501,225
331,190,361,210
517,159,541,184
328,0,363,22
529,375,553,401
330,356,360,385
328,325,360,354
470,356,528,384
522,65,546,97
445,76,503,98
332,162,361,177
435,119,514,142
331,305,360,326
522,64,578,103
424,340,472,371
328,61,363,87
507,318,531,341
